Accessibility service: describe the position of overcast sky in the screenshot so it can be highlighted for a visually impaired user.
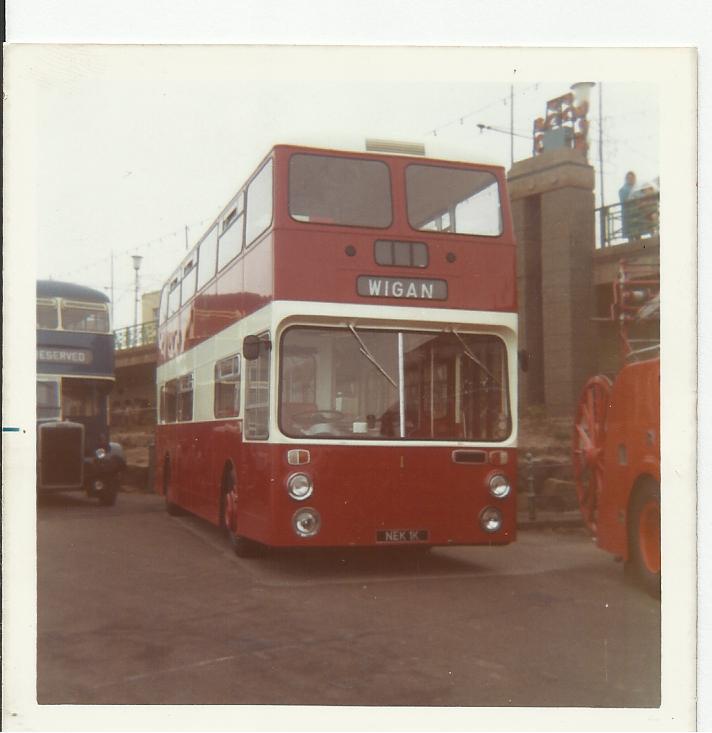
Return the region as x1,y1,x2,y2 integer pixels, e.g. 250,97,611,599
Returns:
29,47,659,330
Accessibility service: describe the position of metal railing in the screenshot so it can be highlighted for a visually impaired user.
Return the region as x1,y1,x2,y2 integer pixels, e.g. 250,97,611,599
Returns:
596,192,659,248
114,320,158,351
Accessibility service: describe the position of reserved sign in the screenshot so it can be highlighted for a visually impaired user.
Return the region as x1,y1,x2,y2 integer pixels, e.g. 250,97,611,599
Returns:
37,347,93,365
357,275,447,301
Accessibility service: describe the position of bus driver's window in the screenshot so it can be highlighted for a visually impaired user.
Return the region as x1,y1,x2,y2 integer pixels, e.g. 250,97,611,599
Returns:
245,337,270,439
62,379,102,418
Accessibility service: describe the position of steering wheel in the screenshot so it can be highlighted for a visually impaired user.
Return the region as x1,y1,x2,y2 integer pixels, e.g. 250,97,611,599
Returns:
290,409,346,425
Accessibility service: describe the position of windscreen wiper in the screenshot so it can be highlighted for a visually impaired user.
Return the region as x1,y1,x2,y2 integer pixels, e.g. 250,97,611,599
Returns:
452,329,501,385
348,324,397,389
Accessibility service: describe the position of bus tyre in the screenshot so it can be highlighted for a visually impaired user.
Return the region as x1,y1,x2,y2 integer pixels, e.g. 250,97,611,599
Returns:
627,480,661,598
229,529,262,558
98,478,118,506
165,490,183,516
164,461,184,516
221,471,261,558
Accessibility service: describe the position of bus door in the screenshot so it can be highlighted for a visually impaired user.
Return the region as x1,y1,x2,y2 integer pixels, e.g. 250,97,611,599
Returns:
239,336,273,530
174,374,199,513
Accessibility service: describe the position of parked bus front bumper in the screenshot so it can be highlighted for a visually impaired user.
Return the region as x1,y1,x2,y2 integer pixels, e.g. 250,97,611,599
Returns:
237,443,517,548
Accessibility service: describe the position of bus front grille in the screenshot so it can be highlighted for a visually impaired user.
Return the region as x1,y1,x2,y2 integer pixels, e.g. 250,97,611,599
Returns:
39,421,84,488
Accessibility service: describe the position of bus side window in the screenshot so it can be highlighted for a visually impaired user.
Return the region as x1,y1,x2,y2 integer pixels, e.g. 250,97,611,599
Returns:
196,225,219,291
214,355,241,418
218,193,245,271
37,298,59,329
181,259,198,305
167,275,181,317
159,285,168,325
161,380,178,423
61,300,110,333
177,374,194,422
244,338,270,439
245,160,273,247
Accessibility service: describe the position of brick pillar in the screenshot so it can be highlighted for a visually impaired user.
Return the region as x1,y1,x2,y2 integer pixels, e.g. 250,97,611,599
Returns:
511,194,544,409
507,148,596,417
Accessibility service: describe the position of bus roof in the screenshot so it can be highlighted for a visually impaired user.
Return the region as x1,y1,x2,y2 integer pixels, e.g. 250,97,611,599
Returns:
270,143,505,172
37,280,110,303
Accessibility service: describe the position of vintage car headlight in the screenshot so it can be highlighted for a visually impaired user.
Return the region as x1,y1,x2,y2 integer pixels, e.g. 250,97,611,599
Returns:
286,472,313,501
488,473,511,499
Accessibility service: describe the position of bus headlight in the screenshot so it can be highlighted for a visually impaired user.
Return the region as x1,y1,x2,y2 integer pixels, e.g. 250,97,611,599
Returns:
488,473,511,499
286,473,313,501
479,507,503,533
292,508,321,537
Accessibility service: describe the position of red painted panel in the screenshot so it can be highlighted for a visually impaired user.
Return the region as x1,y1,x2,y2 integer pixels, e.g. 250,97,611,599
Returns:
155,421,516,548
158,144,516,364
272,227,516,313
596,358,660,558
242,233,275,315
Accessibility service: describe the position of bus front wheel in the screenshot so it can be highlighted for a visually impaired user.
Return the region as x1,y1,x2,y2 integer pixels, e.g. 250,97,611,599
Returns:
626,479,661,598
98,477,118,506
164,459,184,516
221,465,261,558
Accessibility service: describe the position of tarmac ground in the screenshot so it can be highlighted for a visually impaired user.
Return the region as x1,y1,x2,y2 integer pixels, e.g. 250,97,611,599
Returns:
36,491,660,707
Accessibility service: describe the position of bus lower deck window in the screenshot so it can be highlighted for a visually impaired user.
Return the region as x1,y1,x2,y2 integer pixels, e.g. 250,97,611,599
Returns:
214,355,241,418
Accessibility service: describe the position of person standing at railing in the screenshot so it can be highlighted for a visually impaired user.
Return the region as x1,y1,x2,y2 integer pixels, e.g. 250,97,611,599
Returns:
619,170,637,240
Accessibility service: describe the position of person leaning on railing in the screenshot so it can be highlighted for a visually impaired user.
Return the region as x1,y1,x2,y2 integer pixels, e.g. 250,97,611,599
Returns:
619,171,636,240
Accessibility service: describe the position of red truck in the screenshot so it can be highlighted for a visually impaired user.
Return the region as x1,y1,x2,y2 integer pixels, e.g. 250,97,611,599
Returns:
573,261,660,597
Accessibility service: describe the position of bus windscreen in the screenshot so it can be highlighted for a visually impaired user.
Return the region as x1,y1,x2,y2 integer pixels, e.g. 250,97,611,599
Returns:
279,326,510,442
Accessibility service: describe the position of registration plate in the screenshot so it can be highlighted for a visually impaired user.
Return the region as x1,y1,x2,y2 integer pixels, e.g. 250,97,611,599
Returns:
376,529,429,543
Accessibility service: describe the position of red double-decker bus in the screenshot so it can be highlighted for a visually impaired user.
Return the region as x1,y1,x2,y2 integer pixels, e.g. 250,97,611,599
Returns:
155,143,518,555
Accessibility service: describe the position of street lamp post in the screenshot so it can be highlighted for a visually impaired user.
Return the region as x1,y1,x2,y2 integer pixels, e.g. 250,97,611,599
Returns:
132,255,143,343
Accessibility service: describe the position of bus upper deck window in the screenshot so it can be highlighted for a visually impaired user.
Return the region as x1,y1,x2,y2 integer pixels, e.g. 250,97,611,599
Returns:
61,300,110,333
245,160,273,247
37,298,59,330
405,165,503,237
289,154,392,229
159,285,169,324
218,193,245,270
167,275,181,317
196,226,219,291
182,259,198,305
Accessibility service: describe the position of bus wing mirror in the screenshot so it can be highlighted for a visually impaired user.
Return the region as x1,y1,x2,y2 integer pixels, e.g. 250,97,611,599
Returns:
244,334,270,360
518,348,529,373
